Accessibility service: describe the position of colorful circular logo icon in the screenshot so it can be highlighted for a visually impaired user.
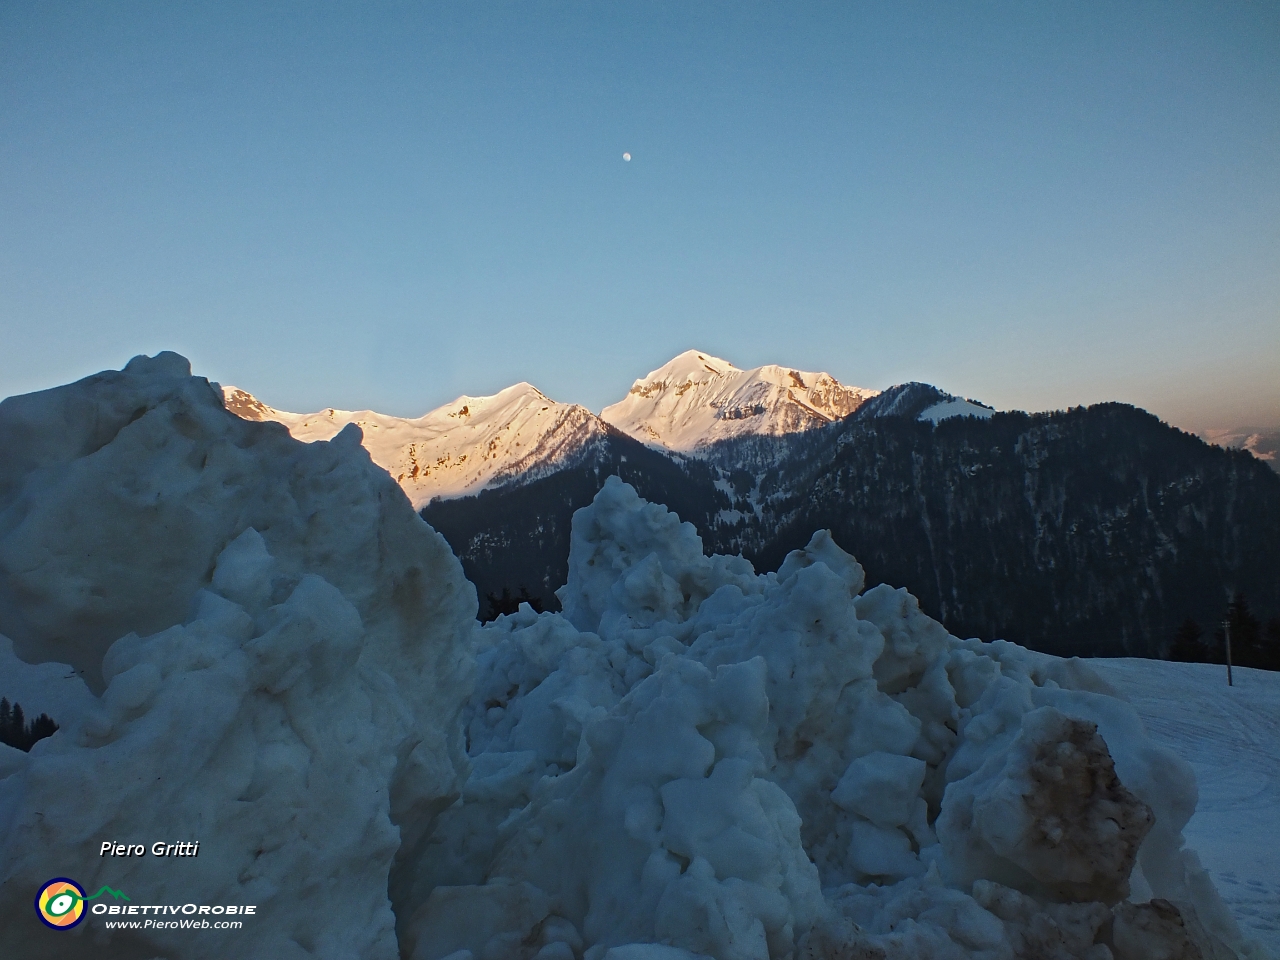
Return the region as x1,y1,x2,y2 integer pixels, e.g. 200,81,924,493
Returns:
35,878,87,930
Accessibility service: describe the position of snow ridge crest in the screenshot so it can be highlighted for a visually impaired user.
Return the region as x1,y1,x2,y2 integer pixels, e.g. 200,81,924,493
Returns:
223,350,998,505
600,349,879,452
221,381,607,509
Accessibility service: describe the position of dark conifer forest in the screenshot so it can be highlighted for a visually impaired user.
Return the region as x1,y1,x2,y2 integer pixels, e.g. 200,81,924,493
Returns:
425,403,1280,663
0,698,58,752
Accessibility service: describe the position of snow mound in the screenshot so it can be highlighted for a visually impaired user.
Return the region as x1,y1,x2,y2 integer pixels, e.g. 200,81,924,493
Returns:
1085,658,1280,956
0,354,476,958
406,477,1269,960
1,355,1267,959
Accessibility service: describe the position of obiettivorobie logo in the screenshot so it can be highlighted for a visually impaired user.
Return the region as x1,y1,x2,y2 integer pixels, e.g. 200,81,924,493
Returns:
35,878,130,930
35,876,257,932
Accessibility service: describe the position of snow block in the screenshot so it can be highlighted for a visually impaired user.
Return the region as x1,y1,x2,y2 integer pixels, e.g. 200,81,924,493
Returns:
0,355,476,959
412,478,1264,960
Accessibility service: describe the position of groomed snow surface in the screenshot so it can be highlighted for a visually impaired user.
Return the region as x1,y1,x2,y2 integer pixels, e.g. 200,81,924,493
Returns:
1088,660,1280,956
1,355,1274,960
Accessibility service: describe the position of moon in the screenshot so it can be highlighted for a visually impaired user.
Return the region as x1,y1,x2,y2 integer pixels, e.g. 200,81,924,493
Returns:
622,152,631,161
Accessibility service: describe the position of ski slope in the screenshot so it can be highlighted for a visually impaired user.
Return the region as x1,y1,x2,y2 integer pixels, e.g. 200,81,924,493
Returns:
1089,658,1280,955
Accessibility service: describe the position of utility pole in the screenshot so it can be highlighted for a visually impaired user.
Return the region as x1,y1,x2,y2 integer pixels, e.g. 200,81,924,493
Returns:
1224,615,1234,687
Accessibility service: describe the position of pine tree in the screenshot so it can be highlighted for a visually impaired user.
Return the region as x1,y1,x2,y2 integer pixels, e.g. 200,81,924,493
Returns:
9,703,24,748
1263,618,1280,672
1170,619,1205,662
0,699,60,752
483,586,545,622
27,714,59,749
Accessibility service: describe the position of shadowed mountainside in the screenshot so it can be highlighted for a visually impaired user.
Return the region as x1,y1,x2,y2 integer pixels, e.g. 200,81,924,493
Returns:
423,404,1280,657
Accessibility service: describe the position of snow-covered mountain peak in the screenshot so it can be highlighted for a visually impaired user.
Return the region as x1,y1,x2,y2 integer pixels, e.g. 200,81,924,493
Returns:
601,350,878,451
221,385,278,421
222,383,608,508
848,382,996,425
433,381,557,426
627,350,740,393
225,358,1002,506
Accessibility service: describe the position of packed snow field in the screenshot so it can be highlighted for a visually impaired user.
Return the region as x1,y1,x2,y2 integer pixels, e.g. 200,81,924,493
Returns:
0,355,1273,960
1087,660,1280,956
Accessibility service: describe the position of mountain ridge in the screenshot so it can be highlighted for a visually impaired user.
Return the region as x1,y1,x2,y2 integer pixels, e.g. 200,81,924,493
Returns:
422,402,1280,657
222,381,611,508
600,349,879,450
222,350,913,505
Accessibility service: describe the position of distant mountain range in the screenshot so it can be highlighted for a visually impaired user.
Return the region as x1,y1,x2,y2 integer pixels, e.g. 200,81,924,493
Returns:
223,381,610,507
1200,427,1279,470
222,352,1280,659
223,350,993,507
421,403,1280,659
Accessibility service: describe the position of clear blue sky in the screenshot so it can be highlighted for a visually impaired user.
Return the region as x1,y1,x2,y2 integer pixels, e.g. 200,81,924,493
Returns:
2,2,1277,432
